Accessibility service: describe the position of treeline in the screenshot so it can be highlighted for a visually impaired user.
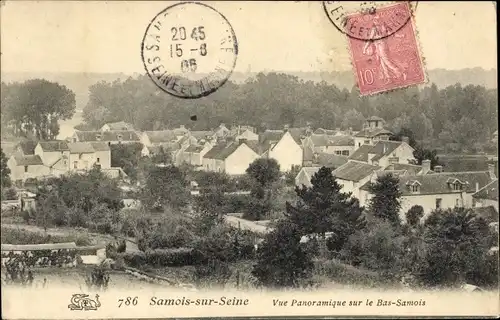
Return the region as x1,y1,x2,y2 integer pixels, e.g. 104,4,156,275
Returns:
80,73,497,153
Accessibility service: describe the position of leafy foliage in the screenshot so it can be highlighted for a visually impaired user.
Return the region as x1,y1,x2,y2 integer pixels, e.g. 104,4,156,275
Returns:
1,148,11,188
141,165,190,211
110,143,144,182
246,158,281,188
406,205,425,227
1,79,76,139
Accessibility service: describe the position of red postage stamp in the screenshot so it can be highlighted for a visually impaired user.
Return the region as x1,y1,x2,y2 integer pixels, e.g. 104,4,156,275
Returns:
346,2,426,95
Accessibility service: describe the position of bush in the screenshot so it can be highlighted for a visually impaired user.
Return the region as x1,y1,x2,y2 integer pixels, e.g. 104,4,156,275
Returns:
122,248,202,268
0,227,92,246
2,187,18,200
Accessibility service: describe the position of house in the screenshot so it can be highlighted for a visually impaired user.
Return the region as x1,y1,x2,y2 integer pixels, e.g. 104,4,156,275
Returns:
7,154,50,182
68,142,111,171
472,178,498,212
189,130,217,142
331,161,381,200
353,116,393,148
311,152,349,169
141,130,179,147
214,123,231,138
100,121,135,132
348,140,415,168
202,140,260,175
295,167,321,187
260,127,304,172
72,131,141,144
384,162,426,175
179,142,213,166
303,134,355,156
360,165,497,221
35,141,70,168
229,126,259,141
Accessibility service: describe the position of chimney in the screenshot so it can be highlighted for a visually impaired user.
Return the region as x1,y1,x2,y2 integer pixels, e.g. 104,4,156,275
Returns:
476,182,480,192
382,143,387,154
401,136,409,144
488,163,496,179
422,159,431,173
434,165,443,173
284,124,290,132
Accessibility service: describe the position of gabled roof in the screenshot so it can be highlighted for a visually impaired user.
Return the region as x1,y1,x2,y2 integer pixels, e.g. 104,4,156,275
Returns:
367,116,384,122
354,127,393,138
303,145,315,162
144,130,178,143
472,179,498,201
38,141,69,152
332,161,380,182
259,129,304,151
301,166,322,177
190,131,215,139
102,121,135,131
90,142,111,151
185,144,205,153
314,128,337,135
12,154,44,166
68,142,95,154
16,140,38,155
313,152,349,168
385,163,422,175
309,134,354,147
396,172,494,196
349,140,404,162
203,141,258,160
75,131,140,142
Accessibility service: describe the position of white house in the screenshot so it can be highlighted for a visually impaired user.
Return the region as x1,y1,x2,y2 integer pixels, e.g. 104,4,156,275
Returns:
349,140,415,168
7,154,50,182
359,166,497,222
303,134,355,156
331,161,381,200
260,130,303,172
202,140,260,175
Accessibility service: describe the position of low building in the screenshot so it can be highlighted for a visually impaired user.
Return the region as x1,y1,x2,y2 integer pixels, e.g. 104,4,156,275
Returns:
202,140,260,175
472,178,498,212
179,142,213,167
72,131,141,144
360,166,497,221
332,161,381,200
349,140,415,168
295,167,321,188
7,154,50,182
303,134,355,156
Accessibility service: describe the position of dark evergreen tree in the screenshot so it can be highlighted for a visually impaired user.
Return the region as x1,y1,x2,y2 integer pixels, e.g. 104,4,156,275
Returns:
286,166,366,252
1,148,11,188
252,219,313,288
368,173,402,226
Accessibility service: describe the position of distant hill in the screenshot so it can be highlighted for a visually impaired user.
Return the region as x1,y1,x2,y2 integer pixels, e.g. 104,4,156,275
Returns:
2,68,497,110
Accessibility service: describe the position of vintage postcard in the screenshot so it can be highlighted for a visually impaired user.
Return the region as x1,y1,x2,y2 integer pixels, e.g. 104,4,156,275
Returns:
1,0,498,319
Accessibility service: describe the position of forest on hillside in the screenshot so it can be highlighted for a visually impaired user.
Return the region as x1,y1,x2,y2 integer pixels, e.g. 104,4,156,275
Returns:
1,72,498,154
79,73,497,153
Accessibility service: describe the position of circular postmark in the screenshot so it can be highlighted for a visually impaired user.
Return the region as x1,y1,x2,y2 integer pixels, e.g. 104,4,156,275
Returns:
141,2,238,99
323,1,417,41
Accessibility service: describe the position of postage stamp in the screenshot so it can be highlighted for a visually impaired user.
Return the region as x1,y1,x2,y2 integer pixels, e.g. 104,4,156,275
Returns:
141,2,238,99
323,1,417,41
345,2,426,95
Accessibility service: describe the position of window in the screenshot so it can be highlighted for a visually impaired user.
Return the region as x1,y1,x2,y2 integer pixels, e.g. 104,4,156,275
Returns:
24,166,28,173
455,198,461,207
96,157,100,163
452,182,462,191
335,150,342,155
411,184,420,192
472,198,477,207
436,198,442,209
73,161,78,169
364,140,370,144
79,153,83,160
342,150,350,156
358,143,361,147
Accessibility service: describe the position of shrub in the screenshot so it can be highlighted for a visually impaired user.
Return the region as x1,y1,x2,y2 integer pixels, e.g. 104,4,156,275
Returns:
122,248,202,268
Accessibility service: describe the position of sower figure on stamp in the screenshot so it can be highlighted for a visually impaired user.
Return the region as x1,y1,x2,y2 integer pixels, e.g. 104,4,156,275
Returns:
363,15,407,84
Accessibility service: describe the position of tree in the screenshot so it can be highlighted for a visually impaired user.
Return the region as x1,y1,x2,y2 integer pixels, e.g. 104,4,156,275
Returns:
390,127,417,148
286,166,366,253
1,79,76,139
151,146,172,165
1,148,11,188
406,205,424,227
142,165,190,211
417,208,492,287
252,219,313,288
412,146,441,170
110,143,144,182
246,158,281,188
368,173,402,226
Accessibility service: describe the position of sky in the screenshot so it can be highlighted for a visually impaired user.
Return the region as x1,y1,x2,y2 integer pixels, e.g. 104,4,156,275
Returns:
0,1,497,74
